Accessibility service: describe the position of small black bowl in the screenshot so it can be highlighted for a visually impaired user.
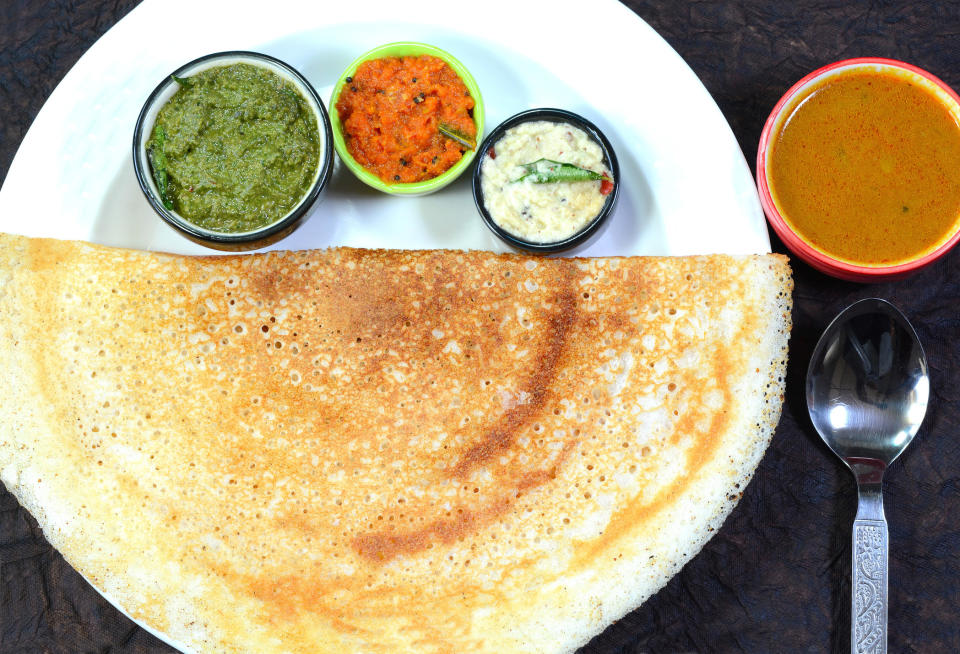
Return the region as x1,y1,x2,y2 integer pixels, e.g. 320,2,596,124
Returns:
472,108,620,254
133,51,334,251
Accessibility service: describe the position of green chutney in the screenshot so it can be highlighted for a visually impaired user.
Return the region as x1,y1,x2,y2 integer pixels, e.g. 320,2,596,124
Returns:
147,63,320,233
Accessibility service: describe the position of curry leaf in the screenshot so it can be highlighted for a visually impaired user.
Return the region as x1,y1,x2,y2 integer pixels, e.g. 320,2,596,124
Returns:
512,158,611,184
148,126,174,211
439,122,475,150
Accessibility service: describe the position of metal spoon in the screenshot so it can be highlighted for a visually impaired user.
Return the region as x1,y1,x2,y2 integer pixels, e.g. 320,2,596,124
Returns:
806,298,929,654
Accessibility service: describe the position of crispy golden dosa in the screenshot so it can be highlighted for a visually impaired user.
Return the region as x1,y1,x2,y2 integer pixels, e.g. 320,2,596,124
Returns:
0,233,791,653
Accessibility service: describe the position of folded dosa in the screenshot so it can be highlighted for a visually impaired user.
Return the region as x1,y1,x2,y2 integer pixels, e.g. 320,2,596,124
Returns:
0,233,791,653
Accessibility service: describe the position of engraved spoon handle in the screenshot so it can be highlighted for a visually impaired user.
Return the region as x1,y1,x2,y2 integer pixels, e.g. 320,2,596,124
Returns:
852,484,888,654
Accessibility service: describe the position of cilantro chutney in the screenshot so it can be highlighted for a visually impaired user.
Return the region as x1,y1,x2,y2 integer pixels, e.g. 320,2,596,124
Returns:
147,62,321,234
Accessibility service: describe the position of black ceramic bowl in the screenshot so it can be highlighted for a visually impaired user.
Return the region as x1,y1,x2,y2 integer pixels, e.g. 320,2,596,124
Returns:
133,51,334,251
472,108,620,254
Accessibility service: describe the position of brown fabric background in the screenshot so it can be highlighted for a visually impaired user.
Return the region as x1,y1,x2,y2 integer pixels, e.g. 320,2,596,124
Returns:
1,2,958,652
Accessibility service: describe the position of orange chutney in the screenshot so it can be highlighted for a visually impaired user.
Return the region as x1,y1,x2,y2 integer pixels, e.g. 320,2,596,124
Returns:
768,68,960,265
336,55,476,184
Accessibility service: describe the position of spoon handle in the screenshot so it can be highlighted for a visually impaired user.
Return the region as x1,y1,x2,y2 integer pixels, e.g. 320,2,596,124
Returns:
852,489,888,654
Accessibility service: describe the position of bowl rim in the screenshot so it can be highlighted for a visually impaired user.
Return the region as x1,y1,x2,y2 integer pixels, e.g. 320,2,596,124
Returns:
132,50,334,247
328,41,485,196
471,107,621,254
756,56,960,281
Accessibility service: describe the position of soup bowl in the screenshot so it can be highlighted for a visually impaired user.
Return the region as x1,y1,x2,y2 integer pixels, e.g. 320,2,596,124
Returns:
757,57,960,281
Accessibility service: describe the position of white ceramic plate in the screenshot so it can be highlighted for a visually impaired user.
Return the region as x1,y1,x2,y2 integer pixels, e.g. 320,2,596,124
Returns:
0,0,768,259
0,1,768,651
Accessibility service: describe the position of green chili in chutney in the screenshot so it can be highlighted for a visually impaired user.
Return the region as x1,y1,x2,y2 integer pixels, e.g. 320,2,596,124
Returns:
147,63,320,233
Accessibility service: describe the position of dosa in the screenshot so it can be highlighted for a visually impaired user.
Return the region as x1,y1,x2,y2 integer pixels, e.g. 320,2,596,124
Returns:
0,233,791,653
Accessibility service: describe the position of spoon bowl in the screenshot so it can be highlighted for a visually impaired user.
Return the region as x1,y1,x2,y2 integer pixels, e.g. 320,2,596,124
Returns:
806,298,929,654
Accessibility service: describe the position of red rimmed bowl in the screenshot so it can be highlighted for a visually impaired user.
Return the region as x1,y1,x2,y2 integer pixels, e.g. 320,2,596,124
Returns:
757,57,960,282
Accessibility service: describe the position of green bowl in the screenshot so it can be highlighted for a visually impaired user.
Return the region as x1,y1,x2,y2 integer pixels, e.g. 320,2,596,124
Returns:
329,42,485,196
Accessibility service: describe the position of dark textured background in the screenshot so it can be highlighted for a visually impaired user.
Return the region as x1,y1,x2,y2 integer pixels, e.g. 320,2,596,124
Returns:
2,1,959,652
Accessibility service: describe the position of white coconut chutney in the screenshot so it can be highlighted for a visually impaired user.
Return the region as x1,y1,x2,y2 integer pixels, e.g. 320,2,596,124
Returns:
480,120,611,243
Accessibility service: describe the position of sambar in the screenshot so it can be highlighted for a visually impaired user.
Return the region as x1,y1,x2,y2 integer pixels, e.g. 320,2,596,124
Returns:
767,65,960,267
